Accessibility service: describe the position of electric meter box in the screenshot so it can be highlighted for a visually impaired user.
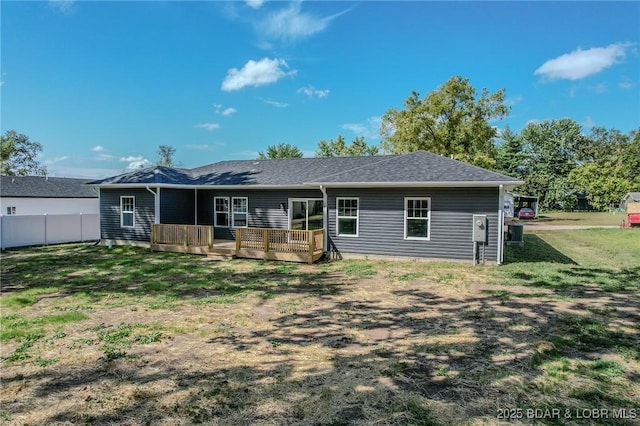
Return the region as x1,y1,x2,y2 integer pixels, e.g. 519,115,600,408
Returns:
472,214,487,242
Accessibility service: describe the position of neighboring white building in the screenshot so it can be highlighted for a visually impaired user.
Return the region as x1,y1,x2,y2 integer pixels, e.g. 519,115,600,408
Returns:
0,176,99,215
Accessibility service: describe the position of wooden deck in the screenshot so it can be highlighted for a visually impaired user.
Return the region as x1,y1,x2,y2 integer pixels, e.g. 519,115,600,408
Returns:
150,224,324,263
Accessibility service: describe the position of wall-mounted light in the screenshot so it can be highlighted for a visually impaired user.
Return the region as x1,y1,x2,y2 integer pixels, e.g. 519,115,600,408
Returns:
279,203,286,210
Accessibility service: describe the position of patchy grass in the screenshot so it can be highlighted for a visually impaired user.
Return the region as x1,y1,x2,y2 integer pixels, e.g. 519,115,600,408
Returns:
532,211,625,226
0,237,638,425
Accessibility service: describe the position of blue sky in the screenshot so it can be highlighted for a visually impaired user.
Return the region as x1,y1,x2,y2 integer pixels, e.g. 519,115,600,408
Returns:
2,1,639,178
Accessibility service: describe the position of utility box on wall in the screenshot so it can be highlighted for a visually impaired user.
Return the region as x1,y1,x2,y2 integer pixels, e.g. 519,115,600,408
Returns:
472,214,487,242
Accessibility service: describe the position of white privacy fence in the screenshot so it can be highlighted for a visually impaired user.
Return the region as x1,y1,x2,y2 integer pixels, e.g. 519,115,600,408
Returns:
0,214,100,249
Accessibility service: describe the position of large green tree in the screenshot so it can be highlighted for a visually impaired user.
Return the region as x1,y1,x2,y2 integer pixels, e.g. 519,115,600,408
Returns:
315,135,379,157
257,143,303,159
518,118,584,210
568,127,639,210
380,76,509,168
157,145,176,167
495,126,526,178
0,130,47,176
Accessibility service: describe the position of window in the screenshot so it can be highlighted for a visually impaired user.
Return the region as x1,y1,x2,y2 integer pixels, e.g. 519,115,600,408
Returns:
6,206,16,215
404,197,430,240
337,198,358,237
232,197,248,228
214,197,229,227
120,196,135,228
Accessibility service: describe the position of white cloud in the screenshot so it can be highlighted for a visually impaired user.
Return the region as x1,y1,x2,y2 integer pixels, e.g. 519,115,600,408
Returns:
48,0,75,13
117,155,152,171
535,42,632,81
258,2,349,42
91,145,105,152
264,99,289,108
186,144,212,151
221,58,296,91
341,116,382,140
583,116,596,129
298,85,330,99
505,95,524,107
46,166,123,179
591,82,608,94
97,154,115,161
618,77,636,89
44,156,69,165
120,155,151,171
195,123,221,131
120,155,145,163
125,160,151,171
245,0,265,9
214,104,236,116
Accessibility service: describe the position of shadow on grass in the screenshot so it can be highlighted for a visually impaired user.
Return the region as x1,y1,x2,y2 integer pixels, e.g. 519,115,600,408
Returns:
1,245,640,425
0,245,347,305
504,234,576,264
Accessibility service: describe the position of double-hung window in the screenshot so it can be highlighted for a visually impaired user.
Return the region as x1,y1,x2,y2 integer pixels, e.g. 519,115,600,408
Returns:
404,197,430,240
232,197,248,228
6,206,16,215
336,197,359,237
120,196,135,228
214,197,229,227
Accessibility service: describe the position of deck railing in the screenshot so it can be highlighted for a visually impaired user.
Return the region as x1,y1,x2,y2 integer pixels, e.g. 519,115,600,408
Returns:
235,228,324,263
151,224,213,248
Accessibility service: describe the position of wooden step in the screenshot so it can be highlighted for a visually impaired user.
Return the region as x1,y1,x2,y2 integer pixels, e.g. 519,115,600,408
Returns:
206,247,237,260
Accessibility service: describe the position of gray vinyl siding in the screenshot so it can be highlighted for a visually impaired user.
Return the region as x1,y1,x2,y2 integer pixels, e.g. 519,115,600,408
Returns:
99,188,155,242
327,187,500,262
160,188,195,224
197,189,323,240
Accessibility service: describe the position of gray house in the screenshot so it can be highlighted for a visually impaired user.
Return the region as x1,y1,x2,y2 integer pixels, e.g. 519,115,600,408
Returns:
89,151,522,264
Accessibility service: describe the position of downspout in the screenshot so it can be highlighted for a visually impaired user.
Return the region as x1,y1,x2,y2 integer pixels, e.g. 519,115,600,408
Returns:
146,186,160,224
497,184,504,265
194,188,198,225
320,185,328,253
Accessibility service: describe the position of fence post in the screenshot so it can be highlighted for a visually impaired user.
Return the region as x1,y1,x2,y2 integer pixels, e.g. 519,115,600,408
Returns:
209,226,214,249
263,228,269,253
183,225,188,247
235,228,242,251
308,230,315,263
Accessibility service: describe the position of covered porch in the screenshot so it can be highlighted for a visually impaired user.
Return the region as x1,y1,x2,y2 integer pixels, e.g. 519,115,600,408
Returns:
150,224,324,264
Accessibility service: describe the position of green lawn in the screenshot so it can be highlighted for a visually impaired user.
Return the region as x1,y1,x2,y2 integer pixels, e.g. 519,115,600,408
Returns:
1,230,638,425
531,211,627,226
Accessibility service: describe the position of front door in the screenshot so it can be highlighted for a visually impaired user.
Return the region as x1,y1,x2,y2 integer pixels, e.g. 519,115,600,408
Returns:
289,199,323,231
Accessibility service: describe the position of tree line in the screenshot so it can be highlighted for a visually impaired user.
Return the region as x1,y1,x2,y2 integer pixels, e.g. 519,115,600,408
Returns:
3,76,638,210
257,76,639,211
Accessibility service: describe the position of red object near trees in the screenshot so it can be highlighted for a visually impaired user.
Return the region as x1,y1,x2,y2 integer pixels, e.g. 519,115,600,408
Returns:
628,213,640,226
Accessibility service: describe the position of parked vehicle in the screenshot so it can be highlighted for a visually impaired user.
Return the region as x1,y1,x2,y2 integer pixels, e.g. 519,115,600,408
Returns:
518,207,535,219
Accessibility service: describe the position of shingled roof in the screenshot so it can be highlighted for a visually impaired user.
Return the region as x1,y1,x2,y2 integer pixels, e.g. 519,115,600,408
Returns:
89,151,522,187
0,176,98,198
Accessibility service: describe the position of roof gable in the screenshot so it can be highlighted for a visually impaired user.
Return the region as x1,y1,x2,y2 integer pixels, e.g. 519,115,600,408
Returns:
0,176,98,198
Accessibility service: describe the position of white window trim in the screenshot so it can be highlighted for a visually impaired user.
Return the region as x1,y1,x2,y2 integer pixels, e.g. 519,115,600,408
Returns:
288,198,324,231
336,197,359,237
404,197,431,241
120,196,135,228
214,196,229,228
231,197,249,228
